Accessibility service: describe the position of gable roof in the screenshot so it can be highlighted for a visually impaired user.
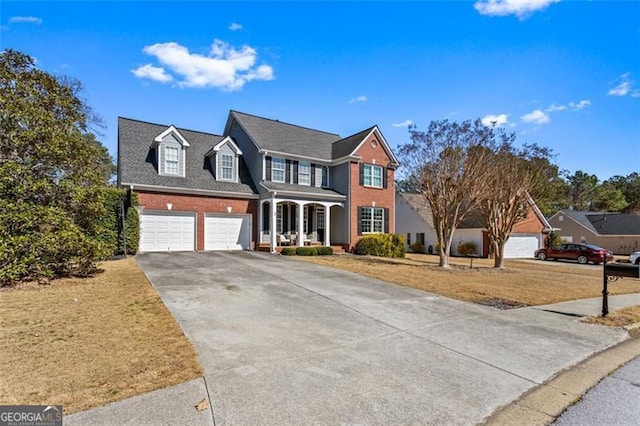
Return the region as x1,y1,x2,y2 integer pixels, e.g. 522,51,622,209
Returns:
397,193,485,229
332,127,375,159
397,192,551,230
118,117,257,196
556,210,640,235
226,110,341,160
226,110,398,164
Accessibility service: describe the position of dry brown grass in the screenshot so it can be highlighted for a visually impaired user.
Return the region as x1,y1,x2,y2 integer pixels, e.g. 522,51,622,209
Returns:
298,253,640,306
583,305,640,327
0,258,202,414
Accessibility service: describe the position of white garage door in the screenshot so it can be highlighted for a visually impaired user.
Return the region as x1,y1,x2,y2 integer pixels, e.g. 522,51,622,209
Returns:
504,235,540,258
139,211,195,252
205,214,251,251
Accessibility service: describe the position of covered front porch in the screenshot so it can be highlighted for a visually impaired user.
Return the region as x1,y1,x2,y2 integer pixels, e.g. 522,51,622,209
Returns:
259,198,343,252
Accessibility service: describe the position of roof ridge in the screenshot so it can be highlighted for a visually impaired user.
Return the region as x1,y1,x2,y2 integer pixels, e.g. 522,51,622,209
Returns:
118,116,223,137
230,110,341,138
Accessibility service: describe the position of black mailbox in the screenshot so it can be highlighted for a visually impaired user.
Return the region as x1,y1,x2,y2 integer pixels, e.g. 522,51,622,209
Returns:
604,263,640,279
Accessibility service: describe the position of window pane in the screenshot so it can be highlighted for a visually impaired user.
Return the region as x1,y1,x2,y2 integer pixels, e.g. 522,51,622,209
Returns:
299,161,311,185
363,165,372,186
165,146,179,174
272,158,285,182
373,208,383,232
221,154,234,180
372,166,383,187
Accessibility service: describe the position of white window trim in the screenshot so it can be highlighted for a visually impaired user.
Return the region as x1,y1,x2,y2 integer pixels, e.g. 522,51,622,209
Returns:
361,207,384,234
363,164,383,188
164,145,180,175
272,157,286,183
218,153,236,182
298,161,311,186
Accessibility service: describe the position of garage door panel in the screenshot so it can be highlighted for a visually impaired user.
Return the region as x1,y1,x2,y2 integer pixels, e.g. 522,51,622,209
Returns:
205,214,251,251
504,235,540,258
140,212,195,252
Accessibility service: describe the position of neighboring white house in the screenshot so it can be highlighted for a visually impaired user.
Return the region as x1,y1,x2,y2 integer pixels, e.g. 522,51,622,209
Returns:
395,193,552,258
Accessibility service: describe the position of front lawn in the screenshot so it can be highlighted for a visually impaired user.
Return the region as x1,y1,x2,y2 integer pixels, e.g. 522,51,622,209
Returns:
298,253,640,306
0,258,202,414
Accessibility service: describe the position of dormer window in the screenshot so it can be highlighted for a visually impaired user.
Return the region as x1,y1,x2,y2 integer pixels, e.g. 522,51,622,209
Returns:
205,136,243,183
221,154,234,180
164,146,179,175
154,125,189,178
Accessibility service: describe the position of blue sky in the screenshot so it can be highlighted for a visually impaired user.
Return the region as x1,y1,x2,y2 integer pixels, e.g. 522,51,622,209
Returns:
2,1,639,181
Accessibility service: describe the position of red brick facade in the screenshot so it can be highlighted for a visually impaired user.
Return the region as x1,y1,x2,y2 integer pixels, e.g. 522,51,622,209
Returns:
347,131,396,250
512,208,545,233
137,191,258,251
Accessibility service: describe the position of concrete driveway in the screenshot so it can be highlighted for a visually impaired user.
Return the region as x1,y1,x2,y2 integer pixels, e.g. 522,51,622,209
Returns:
136,251,629,425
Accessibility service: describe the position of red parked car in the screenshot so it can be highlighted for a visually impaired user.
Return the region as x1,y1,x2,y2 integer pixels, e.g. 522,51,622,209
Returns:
535,243,614,265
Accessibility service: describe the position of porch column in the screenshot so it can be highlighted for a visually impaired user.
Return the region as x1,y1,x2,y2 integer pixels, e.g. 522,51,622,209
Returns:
297,202,305,247
258,200,263,246
270,198,277,252
324,205,331,247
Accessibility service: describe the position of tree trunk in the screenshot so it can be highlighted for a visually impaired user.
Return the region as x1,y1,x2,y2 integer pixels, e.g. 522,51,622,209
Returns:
493,240,505,268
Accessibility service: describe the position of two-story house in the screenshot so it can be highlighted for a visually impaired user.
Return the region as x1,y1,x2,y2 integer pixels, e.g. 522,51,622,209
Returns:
118,110,399,253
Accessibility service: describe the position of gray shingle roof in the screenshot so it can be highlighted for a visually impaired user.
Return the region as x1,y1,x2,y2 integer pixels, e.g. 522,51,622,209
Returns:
229,111,342,160
261,182,346,200
398,193,485,229
561,210,640,235
118,117,257,195
332,127,375,159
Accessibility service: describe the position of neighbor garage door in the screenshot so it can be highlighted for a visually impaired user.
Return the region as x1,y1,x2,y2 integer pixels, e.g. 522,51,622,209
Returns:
139,211,195,252
205,214,251,251
504,235,540,258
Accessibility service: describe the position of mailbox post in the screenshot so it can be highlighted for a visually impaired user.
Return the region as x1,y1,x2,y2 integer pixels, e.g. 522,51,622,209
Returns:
602,259,640,317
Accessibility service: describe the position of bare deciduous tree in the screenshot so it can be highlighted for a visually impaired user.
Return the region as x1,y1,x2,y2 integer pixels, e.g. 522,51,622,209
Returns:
479,143,552,268
398,119,499,268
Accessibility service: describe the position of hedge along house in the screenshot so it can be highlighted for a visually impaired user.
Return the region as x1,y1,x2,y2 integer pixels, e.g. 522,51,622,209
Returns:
395,192,552,258
118,110,399,253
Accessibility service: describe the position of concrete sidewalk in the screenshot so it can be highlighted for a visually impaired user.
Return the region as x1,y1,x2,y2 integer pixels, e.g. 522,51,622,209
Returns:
65,252,640,425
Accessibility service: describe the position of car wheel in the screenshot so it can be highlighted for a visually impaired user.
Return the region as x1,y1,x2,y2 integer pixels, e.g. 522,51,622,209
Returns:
635,258,640,265
537,252,547,261
577,255,588,264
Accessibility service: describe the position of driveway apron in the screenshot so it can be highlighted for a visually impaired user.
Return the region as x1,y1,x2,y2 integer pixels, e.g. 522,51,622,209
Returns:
136,251,628,425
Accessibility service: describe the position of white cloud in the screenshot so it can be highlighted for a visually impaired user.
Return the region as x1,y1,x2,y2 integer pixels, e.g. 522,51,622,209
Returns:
131,64,173,83
546,99,590,112
568,99,591,110
9,16,42,24
521,109,550,124
608,73,640,98
474,0,559,19
392,119,413,128
546,104,567,112
229,22,243,31
481,113,509,127
348,95,367,104
133,39,274,91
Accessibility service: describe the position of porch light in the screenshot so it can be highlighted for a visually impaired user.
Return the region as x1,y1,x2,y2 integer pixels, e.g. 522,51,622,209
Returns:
135,206,144,214
167,203,173,210
227,206,232,213
372,201,376,207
